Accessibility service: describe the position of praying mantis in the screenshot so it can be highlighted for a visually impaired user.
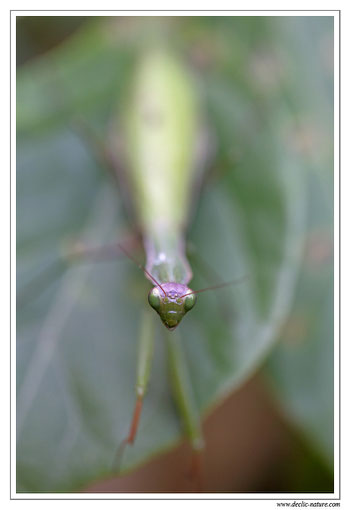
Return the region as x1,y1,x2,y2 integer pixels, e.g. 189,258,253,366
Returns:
114,49,206,460
16,17,307,493
110,49,245,471
17,46,242,485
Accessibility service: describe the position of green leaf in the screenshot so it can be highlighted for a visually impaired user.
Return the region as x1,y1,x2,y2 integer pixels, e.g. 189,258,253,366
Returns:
264,150,334,470
16,17,332,492
263,16,334,469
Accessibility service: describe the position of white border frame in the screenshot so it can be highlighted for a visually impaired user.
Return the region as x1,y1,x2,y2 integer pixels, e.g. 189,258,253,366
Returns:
9,8,340,503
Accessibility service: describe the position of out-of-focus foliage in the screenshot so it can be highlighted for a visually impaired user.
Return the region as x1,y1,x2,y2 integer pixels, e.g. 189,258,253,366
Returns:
264,17,334,470
16,16,87,66
16,16,333,492
266,130,334,468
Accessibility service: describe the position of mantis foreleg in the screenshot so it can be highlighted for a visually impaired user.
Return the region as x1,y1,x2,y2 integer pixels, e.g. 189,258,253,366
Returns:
114,307,155,470
165,328,205,489
127,306,155,444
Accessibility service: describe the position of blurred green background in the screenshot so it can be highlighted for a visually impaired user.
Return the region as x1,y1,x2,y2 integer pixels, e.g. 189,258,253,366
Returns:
16,16,334,493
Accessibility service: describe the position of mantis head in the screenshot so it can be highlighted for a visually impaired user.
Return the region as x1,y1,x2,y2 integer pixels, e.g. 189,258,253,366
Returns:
148,282,196,330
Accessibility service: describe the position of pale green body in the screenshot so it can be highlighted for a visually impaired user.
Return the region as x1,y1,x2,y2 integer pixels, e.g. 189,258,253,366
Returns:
119,49,204,458
124,50,200,284
20,48,205,464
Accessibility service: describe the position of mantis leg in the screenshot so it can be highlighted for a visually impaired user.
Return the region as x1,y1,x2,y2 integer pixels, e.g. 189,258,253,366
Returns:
71,116,136,220
17,235,141,308
187,242,239,323
70,116,119,183
114,307,155,470
125,307,155,444
165,329,205,487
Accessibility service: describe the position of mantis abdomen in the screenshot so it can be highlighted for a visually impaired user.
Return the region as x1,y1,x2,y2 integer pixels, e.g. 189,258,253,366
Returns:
124,50,201,286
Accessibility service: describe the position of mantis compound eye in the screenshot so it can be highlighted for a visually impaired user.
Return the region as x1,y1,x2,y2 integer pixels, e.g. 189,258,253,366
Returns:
184,293,197,312
148,287,161,311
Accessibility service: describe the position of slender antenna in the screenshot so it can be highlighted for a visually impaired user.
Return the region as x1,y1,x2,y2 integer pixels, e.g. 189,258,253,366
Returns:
180,275,248,298
117,243,167,296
